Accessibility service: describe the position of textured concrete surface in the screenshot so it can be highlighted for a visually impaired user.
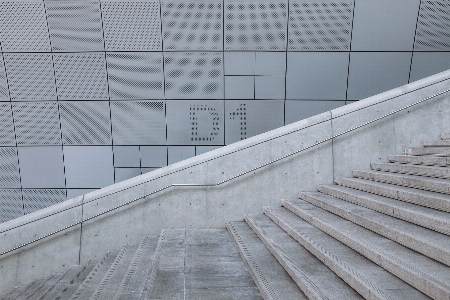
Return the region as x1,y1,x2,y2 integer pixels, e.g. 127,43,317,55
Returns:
388,154,450,166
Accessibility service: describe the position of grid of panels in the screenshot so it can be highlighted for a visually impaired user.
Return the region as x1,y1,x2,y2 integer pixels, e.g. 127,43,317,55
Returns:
102,1,162,51
0,189,23,223
414,0,450,50
0,147,20,188
161,0,223,50
0,55,9,101
22,189,66,214
0,103,15,146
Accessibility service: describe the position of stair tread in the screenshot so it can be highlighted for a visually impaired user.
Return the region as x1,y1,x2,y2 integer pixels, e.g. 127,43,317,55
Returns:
406,147,450,156
40,265,83,300
56,259,100,300
388,155,450,166
371,162,450,179
423,140,450,147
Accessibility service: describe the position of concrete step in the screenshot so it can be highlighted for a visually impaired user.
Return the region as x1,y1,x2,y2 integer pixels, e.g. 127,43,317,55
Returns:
442,133,450,140
227,221,308,300
55,259,100,300
406,147,450,156
281,200,450,300
295,194,450,266
388,154,450,166
5,274,62,300
371,162,450,179
336,176,450,212
263,206,430,300
39,265,83,300
423,140,450,147
318,183,450,235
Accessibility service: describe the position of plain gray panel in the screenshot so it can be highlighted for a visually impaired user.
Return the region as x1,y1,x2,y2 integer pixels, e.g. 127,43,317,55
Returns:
285,100,345,125
224,52,255,75
101,1,162,51
225,100,284,144
196,145,221,155
255,52,286,75
141,167,158,174
67,189,95,200
224,0,288,50
64,146,114,188
0,1,51,52
288,0,354,51
0,103,16,146
140,146,167,167
410,52,450,82
113,146,140,167
166,100,224,145
351,0,420,51
106,52,164,100
12,102,61,145
45,1,104,51
347,52,411,100
22,189,66,214
53,53,109,100
111,101,166,145
161,0,223,51
164,52,224,99
0,189,23,223
59,101,111,145
414,1,450,50
18,146,65,188
3,54,57,101
115,168,141,183
168,146,195,165
286,52,348,100
225,76,254,99
0,148,21,188
255,76,284,99
0,55,9,101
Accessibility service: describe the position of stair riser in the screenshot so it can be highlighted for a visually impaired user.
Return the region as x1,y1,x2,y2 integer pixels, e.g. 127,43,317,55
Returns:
406,147,450,156
371,163,450,179
423,141,450,147
388,155,450,166
442,133,450,140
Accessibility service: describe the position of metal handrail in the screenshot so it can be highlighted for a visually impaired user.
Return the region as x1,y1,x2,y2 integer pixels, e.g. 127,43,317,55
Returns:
1,86,449,256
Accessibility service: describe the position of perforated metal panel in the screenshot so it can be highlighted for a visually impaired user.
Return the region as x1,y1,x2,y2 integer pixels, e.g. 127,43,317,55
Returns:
224,0,288,50
3,54,57,101
12,102,61,145
161,0,223,50
0,189,23,223
0,1,50,52
111,101,166,145
0,55,9,101
0,148,20,188
102,1,162,51
288,1,353,50
45,1,105,51
164,52,224,99
107,52,164,100
22,189,66,214
54,53,109,100
414,0,450,50
0,103,16,146
59,102,111,145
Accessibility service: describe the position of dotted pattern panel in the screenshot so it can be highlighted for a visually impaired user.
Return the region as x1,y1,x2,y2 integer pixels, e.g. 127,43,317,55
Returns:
164,52,224,99
23,189,66,214
0,55,9,101
0,1,50,52
0,189,23,223
414,0,450,50
228,103,247,140
12,102,61,145
102,1,162,51
54,53,109,100
107,52,164,100
224,0,288,50
288,1,354,50
60,102,111,145
0,148,20,188
190,103,221,142
111,101,166,145
0,103,16,146
3,54,57,101
161,0,223,50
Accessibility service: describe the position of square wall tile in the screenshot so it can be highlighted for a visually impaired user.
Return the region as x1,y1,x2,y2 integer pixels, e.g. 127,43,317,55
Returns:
67,189,96,200
141,146,167,168
168,146,195,165
409,52,450,83
115,168,141,183
225,76,254,99
255,52,286,75
224,52,255,75
285,100,345,125
0,148,21,188
0,189,23,223
255,76,285,99
196,146,221,155
113,146,140,167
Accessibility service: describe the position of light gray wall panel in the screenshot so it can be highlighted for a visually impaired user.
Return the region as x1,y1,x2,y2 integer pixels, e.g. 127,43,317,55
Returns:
45,0,104,51
286,52,348,100
410,52,450,83
196,145,221,155
166,100,224,145
3,54,57,101
0,1,50,52
0,148,21,188
161,0,223,51
12,102,61,145
347,52,411,100
351,0,420,51
101,1,162,51
224,0,288,50
22,189,66,214
224,52,255,75
115,167,141,183
67,189,95,200
107,52,164,100
59,101,111,145
168,146,195,164
414,0,450,51
164,52,224,99
0,55,9,101
113,146,140,167
255,76,284,99
140,146,167,167
225,100,283,144
0,104,16,146
0,189,23,223
111,101,166,145
64,146,114,188
18,146,65,188
225,76,254,99
54,53,109,100
285,99,344,124
141,167,158,174
255,52,285,75
288,0,353,51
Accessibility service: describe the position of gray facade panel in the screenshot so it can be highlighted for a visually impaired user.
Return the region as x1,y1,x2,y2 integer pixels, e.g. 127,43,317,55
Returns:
0,189,23,223
224,52,255,75
113,146,140,168
285,100,344,125
22,189,66,214
0,103,16,146
410,52,450,83
414,0,450,51
168,146,195,164
0,147,21,188
141,146,168,168
225,76,254,99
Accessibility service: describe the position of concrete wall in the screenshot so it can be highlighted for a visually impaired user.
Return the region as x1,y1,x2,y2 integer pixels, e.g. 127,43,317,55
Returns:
1,69,450,293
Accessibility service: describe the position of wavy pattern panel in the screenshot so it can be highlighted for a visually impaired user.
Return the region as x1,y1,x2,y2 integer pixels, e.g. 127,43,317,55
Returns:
0,103,15,146
0,189,23,223
22,189,66,214
414,0,450,50
0,147,20,188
